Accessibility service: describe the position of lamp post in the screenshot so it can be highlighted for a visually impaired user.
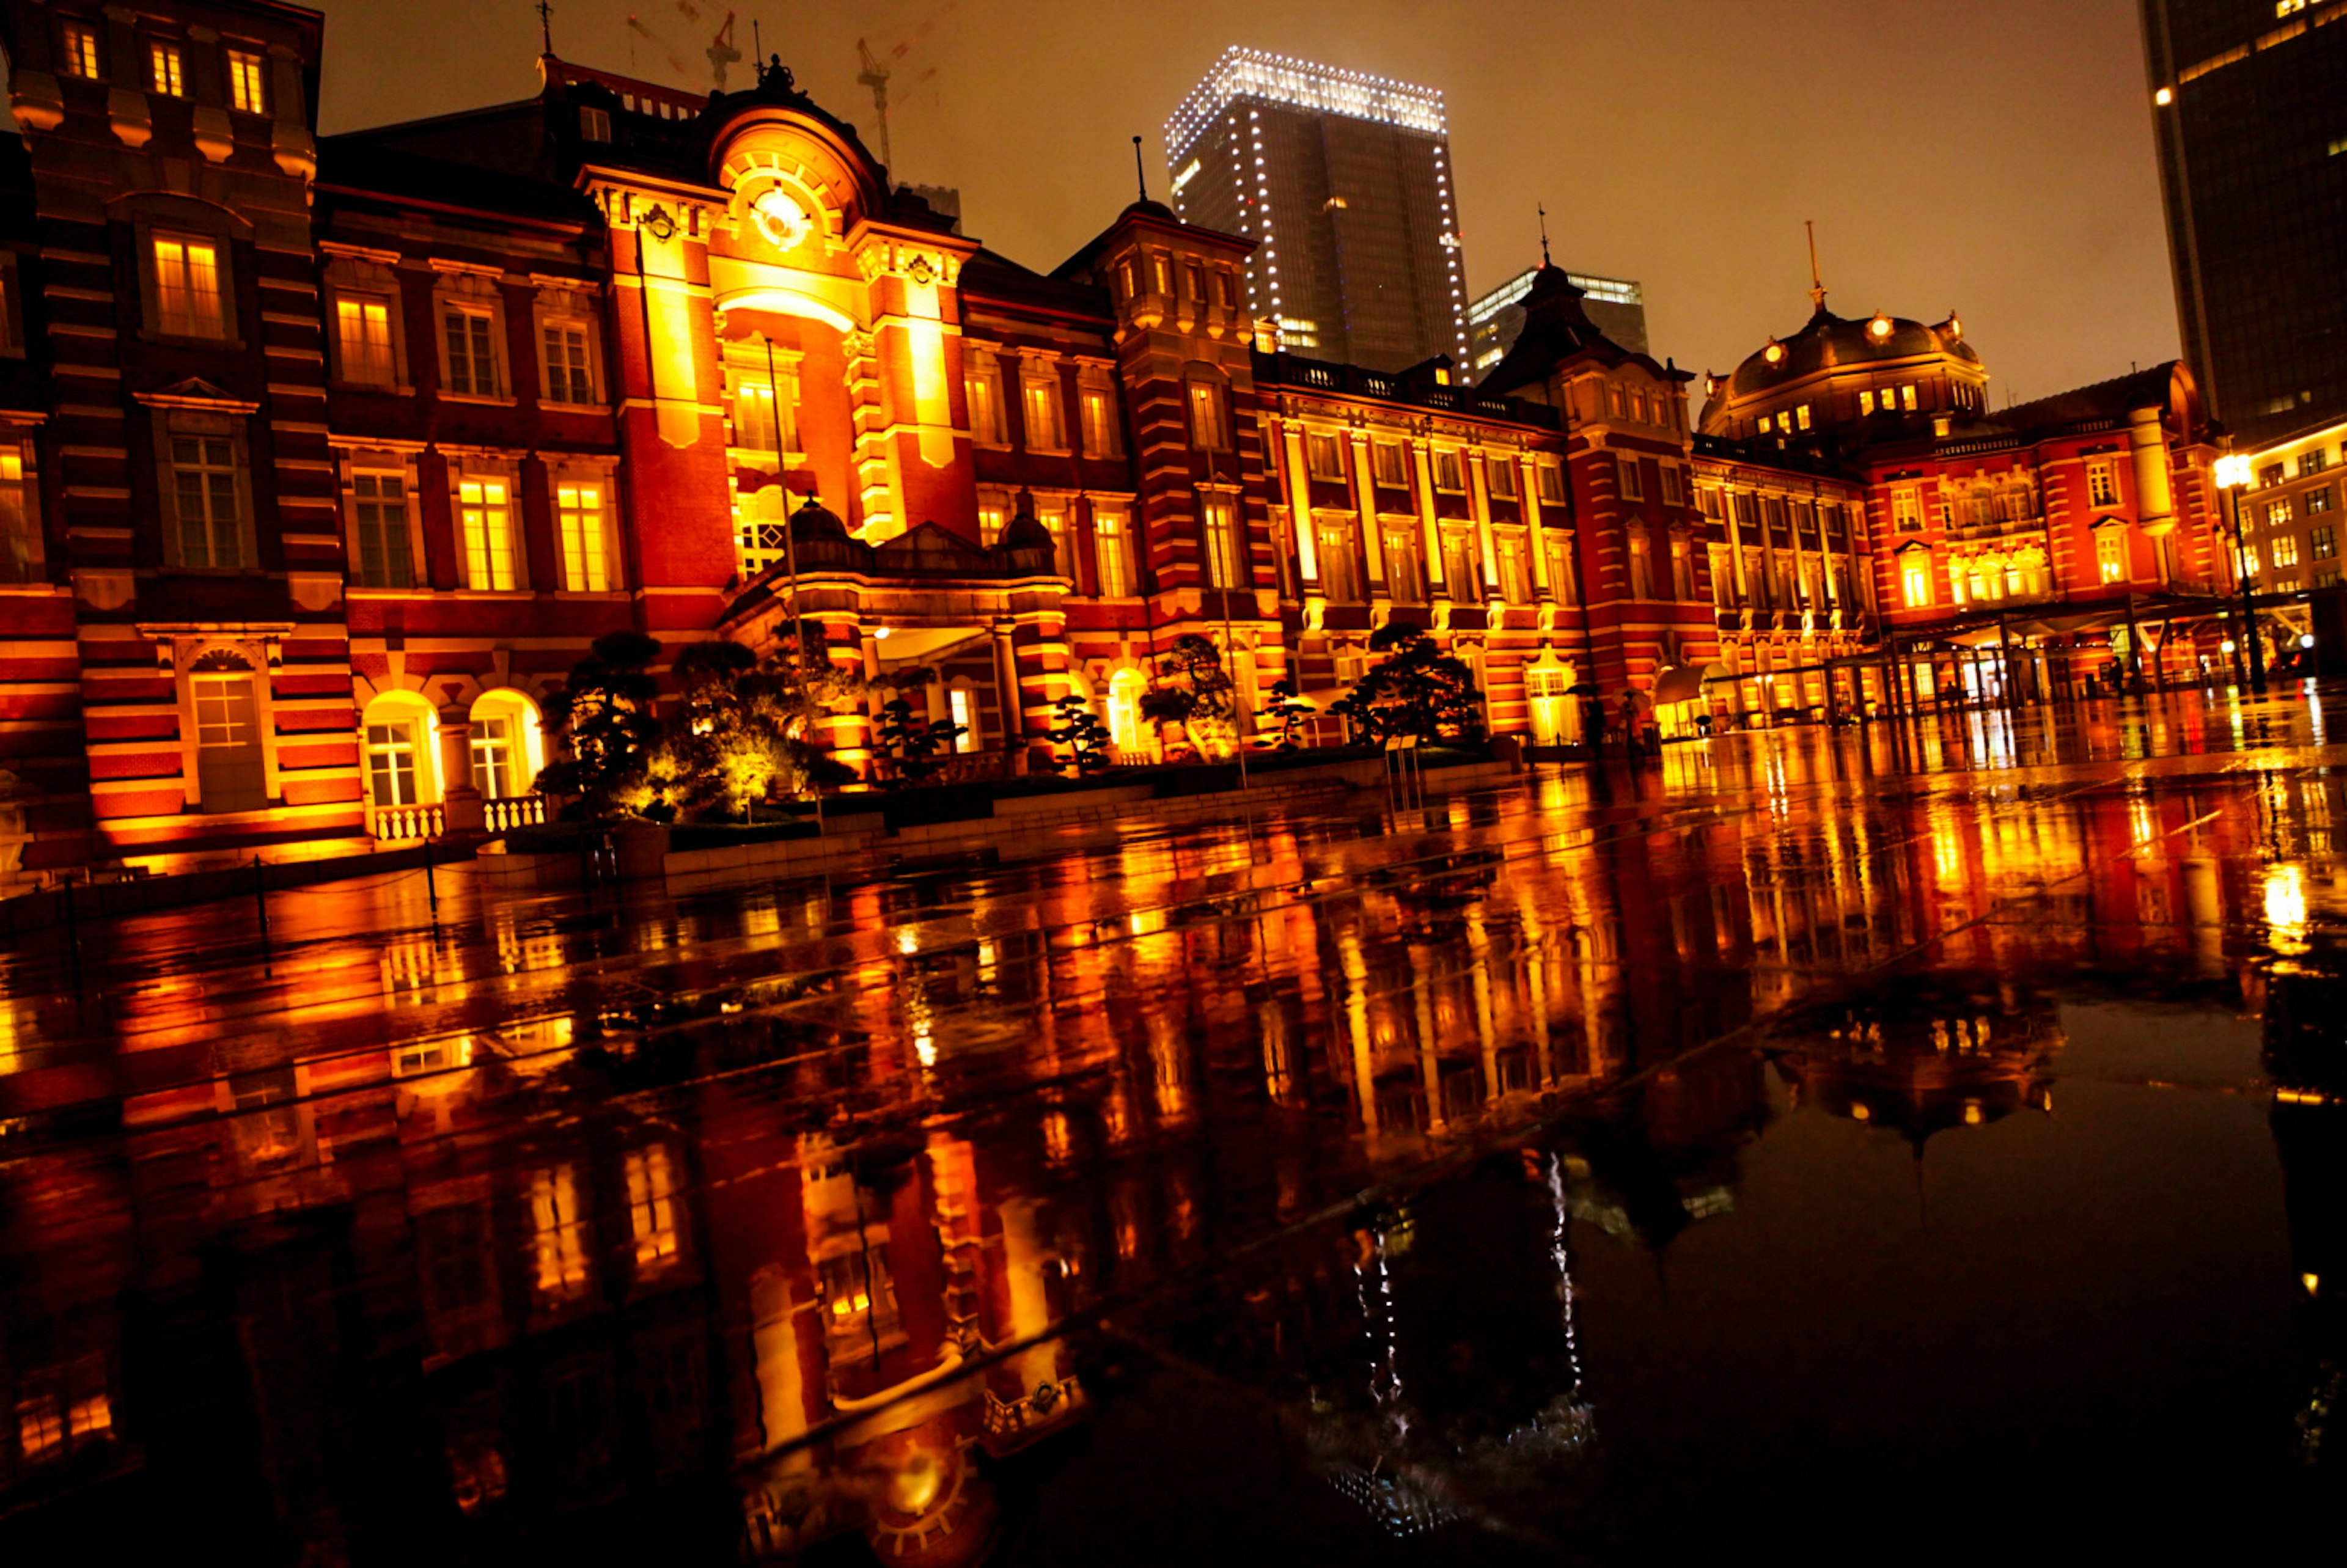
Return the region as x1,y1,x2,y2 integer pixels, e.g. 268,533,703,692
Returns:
2215,454,2265,694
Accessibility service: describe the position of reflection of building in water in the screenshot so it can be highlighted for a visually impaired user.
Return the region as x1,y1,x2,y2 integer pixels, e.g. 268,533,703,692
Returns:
1765,980,2063,1145
2258,948,2347,1473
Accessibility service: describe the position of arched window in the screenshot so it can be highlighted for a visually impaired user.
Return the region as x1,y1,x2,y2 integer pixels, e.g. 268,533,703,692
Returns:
360,692,439,808
470,689,543,799
1107,669,1147,755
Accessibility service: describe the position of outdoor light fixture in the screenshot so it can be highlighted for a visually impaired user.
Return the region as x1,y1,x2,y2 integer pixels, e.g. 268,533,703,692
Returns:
751,185,814,250
2302,633,2316,649
2214,454,2252,488
2223,639,2238,654
872,626,891,640
2155,86,2173,106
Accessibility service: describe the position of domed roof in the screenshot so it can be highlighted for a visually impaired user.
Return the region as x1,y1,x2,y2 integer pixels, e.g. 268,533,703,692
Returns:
788,496,850,543
1722,305,1978,400
998,508,1053,552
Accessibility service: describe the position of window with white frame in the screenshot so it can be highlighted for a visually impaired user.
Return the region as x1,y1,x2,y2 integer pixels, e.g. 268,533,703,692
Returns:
0,442,41,584
1536,463,1566,504
540,320,595,405
1496,537,1528,603
556,479,615,592
1383,527,1423,603
2087,460,2118,507
1891,488,1923,532
227,49,268,114
1035,497,1076,579
727,364,795,456
441,300,502,397
365,717,424,806
335,293,395,385
976,491,1008,546
1546,536,1575,603
1092,505,1134,597
1314,516,1360,603
192,653,266,812
1659,464,1681,505
1079,381,1122,456
1021,372,1065,451
471,711,527,799
1901,553,1933,606
457,475,519,589
171,434,241,568
1372,441,1408,488
2273,534,2302,569
153,234,225,339
1187,381,1229,450
350,470,413,588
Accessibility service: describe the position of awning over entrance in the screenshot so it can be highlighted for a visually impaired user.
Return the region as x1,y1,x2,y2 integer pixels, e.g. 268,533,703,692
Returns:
1653,663,1724,705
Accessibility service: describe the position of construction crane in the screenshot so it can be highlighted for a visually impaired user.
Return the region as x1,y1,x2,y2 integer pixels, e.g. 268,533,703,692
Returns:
856,6,954,180
625,2,739,90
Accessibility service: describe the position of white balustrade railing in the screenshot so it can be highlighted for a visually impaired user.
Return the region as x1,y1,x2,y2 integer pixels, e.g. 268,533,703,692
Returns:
370,802,444,843
483,794,547,832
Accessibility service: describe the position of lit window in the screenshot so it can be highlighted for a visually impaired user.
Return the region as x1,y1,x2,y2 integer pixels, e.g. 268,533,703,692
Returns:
1093,506,1133,597
61,23,101,78
1796,403,1812,431
457,477,517,589
171,435,240,567
2313,524,2337,559
149,41,183,97
1315,516,1361,603
1187,380,1228,449
530,1164,592,1302
1901,555,1933,607
965,365,1004,443
2097,530,2126,584
2272,534,2301,568
976,497,1007,546
626,1145,680,1270
227,49,267,114
728,367,795,456
2242,545,2261,577
556,481,612,592
1372,441,1408,487
1902,383,1918,410
17,1397,64,1464
1860,390,1876,416
1433,449,1465,491
1201,492,1245,588
0,445,42,584
541,323,594,405
1035,499,1076,578
365,719,422,806
335,294,394,384
351,471,411,587
2266,498,2294,527
1496,538,1528,603
471,714,515,798
1890,488,1922,532
1758,413,1774,433
1023,375,1065,450
153,235,224,338
443,306,499,397
1080,384,1121,456
1445,530,1484,603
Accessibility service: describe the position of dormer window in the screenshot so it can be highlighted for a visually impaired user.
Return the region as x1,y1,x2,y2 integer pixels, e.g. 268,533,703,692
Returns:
579,106,611,142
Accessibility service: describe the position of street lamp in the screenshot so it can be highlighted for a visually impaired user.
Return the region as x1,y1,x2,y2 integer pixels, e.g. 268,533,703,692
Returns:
2214,455,2266,695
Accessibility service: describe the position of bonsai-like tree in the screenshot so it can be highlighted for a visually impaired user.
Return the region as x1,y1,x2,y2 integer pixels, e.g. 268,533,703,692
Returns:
535,629,663,819
1261,676,1317,752
1147,632,1238,760
1046,693,1115,774
871,667,966,786
1326,623,1485,746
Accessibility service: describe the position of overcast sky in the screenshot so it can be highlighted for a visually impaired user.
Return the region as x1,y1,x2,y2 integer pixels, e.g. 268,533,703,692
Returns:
309,0,2176,404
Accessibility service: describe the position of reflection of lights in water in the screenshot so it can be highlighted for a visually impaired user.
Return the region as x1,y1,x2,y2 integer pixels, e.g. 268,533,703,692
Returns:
914,1030,935,1068
895,926,919,956
887,1450,944,1515
2265,863,2309,945
2307,1273,2322,1296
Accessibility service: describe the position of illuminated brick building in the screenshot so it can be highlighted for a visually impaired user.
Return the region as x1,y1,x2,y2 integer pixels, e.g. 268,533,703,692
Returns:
0,1,2233,882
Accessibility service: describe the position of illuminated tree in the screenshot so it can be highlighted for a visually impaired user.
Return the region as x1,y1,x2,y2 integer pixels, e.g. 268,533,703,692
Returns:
650,626,864,820
1326,623,1484,745
1262,676,1317,752
535,629,662,819
1142,632,1238,760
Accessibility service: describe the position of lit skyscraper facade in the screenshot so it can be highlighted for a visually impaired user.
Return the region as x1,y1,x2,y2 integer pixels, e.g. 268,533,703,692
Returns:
1469,267,1648,376
1166,48,1469,373
2142,0,2347,444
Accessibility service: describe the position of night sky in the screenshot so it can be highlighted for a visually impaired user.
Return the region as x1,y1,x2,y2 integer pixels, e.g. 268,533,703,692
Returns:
310,0,2175,405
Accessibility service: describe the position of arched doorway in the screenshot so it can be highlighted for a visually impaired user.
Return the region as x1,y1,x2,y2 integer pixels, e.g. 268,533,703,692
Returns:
359,691,439,833
1106,668,1148,758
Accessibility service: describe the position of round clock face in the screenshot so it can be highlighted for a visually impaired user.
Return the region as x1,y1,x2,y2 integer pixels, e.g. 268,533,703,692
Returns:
752,186,814,251
1868,314,1895,342
1762,341,1785,365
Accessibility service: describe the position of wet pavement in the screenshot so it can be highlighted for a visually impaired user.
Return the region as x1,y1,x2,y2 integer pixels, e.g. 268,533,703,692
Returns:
2,686,2344,1563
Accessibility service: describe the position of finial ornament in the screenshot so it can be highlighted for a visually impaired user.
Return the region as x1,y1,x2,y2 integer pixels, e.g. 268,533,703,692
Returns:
1805,219,1827,313
536,0,553,56
1133,136,1149,204
1538,202,1551,267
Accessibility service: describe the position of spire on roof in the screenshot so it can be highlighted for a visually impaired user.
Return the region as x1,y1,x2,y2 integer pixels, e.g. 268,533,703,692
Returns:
1538,202,1551,268
537,0,553,57
1805,218,1827,315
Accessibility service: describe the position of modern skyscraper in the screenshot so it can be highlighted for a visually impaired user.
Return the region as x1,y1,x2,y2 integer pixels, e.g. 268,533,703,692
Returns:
1469,266,1648,378
2142,1,2347,444
1166,48,1469,373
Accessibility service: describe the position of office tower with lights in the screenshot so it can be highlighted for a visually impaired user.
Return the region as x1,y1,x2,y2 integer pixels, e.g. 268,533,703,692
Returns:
1166,48,1469,373
1469,267,1648,377
2142,0,2347,444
